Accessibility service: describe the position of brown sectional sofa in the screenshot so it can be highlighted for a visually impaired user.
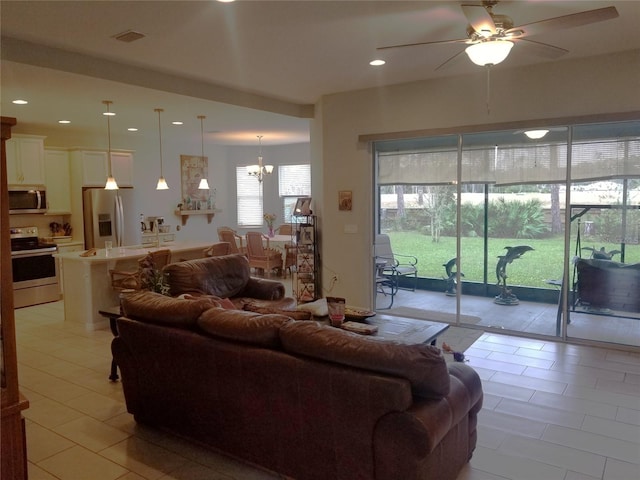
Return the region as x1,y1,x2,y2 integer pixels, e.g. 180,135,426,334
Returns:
112,291,483,480
163,253,296,310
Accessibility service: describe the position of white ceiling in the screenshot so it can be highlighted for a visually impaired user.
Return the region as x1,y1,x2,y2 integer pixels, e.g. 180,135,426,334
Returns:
1,1,639,146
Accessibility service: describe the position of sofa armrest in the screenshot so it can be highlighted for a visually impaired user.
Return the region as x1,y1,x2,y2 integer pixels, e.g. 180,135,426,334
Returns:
373,365,482,480
241,277,286,300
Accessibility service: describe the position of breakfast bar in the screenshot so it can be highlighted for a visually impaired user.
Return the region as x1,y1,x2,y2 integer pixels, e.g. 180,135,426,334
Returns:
55,241,212,330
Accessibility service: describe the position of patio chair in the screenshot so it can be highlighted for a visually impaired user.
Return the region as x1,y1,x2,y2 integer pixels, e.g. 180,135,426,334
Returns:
374,233,418,292
217,227,246,254
110,249,172,291
245,231,283,277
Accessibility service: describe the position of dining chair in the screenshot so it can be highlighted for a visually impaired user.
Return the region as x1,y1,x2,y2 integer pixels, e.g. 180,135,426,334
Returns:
110,249,172,291
217,227,246,254
245,231,283,277
203,242,231,257
276,223,294,236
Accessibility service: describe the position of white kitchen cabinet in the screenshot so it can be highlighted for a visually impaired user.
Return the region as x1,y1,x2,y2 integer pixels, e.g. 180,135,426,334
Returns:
71,149,134,187
6,134,46,185
44,149,71,214
110,151,134,187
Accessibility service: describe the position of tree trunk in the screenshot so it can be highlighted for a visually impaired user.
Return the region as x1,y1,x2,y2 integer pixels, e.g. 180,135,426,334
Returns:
550,184,562,234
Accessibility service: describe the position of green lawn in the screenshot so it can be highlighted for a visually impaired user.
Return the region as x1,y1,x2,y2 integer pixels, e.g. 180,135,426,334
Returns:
386,231,639,289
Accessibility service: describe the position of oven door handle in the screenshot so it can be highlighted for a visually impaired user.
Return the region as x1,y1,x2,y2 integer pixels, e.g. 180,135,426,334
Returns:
11,249,57,258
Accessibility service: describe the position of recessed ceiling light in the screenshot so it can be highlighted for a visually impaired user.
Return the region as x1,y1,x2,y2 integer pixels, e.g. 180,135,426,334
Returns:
127,127,138,132
370,59,386,66
172,121,183,125
217,0,236,3
58,120,71,124
103,111,116,116
12,99,28,105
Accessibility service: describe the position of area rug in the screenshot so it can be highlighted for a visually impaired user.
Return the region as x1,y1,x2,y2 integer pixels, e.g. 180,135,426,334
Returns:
386,306,482,325
435,326,484,362
384,306,484,362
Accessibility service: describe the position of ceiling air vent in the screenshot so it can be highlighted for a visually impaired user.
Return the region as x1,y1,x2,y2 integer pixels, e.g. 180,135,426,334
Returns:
113,30,146,43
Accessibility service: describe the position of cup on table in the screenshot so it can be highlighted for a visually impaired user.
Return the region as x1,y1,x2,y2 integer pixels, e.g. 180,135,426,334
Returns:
327,296,346,327
105,240,113,256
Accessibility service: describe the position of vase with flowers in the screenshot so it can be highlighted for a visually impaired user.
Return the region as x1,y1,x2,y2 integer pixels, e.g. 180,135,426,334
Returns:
264,213,277,237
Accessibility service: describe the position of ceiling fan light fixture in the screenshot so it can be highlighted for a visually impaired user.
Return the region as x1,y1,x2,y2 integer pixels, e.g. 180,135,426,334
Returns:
465,39,513,66
524,129,549,139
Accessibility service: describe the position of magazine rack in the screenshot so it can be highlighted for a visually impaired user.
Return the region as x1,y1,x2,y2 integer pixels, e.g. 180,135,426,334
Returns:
292,214,319,302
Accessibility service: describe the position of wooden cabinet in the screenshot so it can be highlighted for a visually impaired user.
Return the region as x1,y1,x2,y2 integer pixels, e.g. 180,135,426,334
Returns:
71,149,134,187
44,149,72,214
6,134,45,185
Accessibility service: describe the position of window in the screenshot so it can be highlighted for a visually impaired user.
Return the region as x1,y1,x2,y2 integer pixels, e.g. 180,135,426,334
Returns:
236,166,263,226
279,164,311,222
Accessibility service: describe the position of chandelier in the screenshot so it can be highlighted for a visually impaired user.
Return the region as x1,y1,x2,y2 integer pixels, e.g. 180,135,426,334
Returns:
247,135,273,183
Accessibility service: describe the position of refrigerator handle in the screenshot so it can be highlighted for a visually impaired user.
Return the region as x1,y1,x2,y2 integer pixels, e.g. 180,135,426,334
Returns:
115,194,125,247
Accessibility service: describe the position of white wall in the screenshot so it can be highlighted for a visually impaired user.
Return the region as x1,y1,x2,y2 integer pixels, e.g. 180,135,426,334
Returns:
316,50,640,309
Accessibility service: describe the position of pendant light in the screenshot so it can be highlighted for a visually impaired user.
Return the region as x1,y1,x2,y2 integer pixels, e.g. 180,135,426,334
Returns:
246,135,273,183
197,115,210,190
102,100,118,190
155,108,169,190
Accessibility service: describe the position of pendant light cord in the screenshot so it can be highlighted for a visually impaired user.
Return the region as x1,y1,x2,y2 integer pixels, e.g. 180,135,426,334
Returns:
156,108,164,177
199,115,206,158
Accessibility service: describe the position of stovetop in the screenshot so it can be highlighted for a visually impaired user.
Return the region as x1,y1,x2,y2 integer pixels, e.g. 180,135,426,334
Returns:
10,226,57,252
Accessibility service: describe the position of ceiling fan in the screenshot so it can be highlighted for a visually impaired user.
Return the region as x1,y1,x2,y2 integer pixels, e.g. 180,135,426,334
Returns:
378,1,619,69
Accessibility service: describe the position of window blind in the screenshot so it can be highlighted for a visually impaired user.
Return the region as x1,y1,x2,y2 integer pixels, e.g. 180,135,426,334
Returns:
236,166,263,226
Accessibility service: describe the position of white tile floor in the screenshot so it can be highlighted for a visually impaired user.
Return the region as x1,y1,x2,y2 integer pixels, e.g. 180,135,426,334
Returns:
14,300,640,480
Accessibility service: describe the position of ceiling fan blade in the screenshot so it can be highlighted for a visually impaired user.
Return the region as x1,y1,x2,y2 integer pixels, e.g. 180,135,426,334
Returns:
435,49,468,71
377,37,468,51
507,6,618,38
515,38,568,59
461,4,497,36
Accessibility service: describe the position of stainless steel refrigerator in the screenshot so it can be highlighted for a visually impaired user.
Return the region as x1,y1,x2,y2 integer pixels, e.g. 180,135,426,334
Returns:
83,188,140,248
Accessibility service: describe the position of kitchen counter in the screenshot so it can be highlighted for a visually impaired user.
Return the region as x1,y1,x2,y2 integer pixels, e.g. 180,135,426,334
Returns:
55,241,213,330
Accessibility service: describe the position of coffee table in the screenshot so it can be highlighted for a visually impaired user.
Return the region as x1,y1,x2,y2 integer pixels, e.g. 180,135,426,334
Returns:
345,313,449,346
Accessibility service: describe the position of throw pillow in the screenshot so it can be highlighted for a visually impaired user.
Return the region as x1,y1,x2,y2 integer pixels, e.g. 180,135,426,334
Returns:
296,298,328,317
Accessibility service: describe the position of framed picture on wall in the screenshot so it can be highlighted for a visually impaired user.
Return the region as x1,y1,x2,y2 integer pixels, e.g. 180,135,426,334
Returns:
338,190,352,211
293,197,312,216
180,154,208,205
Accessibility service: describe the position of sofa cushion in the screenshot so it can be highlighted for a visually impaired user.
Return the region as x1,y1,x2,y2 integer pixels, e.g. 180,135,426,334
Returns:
121,291,218,329
164,254,250,298
197,308,292,347
280,321,450,399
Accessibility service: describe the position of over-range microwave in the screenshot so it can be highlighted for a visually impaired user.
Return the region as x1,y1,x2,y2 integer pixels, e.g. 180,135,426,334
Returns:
8,187,48,214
